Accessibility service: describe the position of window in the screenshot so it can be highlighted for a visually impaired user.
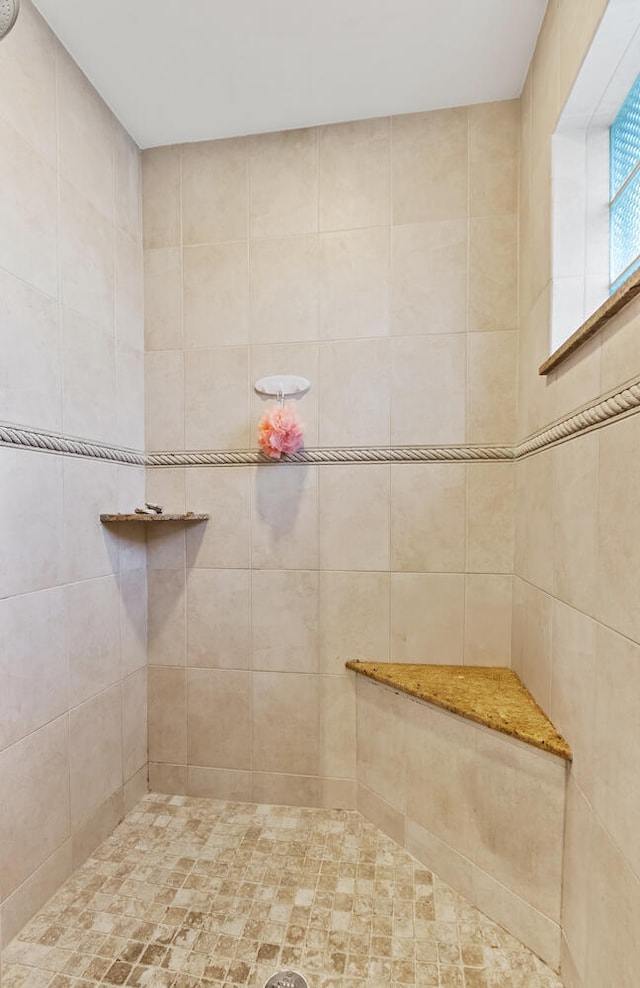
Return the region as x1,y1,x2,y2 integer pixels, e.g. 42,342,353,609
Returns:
548,0,640,362
610,73,640,294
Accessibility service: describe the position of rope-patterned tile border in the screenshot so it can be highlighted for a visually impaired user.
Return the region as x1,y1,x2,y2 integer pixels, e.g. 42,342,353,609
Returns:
0,422,145,466
2,376,640,467
146,444,514,467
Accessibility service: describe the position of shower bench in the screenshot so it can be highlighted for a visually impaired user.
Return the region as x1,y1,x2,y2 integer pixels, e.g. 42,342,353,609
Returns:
346,660,571,972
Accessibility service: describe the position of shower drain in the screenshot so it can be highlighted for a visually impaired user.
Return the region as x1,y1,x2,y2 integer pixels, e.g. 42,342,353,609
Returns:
263,972,309,988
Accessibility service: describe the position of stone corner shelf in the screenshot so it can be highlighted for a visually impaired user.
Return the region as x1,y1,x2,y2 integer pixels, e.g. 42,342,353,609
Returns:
100,512,209,523
346,660,571,761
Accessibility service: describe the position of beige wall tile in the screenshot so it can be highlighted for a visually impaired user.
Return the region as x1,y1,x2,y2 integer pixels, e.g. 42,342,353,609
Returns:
392,220,468,336
319,464,390,571
147,568,186,666
511,578,552,713
186,467,250,569
405,701,477,857
320,675,356,780
357,783,404,847
0,716,69,899
464,574,512,666
145,350,185,452
600,299,640,395
469,215,518,333
183,242,249,348
60,180,115,332
593,625,640,877
122,667,147,781
115,229,143,350
585,816,640,988
392,108,468,224
468,100,519,217
0,115,57,298
116,341,145,450
319,571,390,674
250,128,317,238
0,1,57,164
182,138,247,245
184,346,250,449
549,602,595,793
142,145,181,249
69,685,123,829
320,227,390,340
252,772,321,809
146,522,185,572
0,449,64,599
553,432,598,615
187,568,250,670
474,730,566,919
405,819,475,904
250,235,319,344
0,270,61,432
250,342,319,446
148,666,186,764
187,766,252,802
62,457,119,584
251,464,319,570
391,573,465,664
561,778,591,986
57,46,114,222
472,865,561,970
114,124,142,243
0,840,72,948
119,568,148,677
187,669,251,770
319,117,391,231
356,678,406,811
72,787,124,870
66,576,121,707
596,414,640,643
517,449,555,595
62,306,117,444
251,570,318,673
391,335,467,445
149,762,187,794
466,463,515,574
0,589,66,752
321,778,357,810
146,466,186,514
391,463,466,573
144,248,183,351
467,331,517,444
319,339,390,446
252,672,319,775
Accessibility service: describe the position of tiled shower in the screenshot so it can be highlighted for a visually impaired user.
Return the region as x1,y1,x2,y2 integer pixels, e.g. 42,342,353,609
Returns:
0,1,639,987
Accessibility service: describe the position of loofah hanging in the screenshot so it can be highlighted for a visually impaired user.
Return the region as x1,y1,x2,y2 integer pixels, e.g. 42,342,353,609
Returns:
257,403,305,460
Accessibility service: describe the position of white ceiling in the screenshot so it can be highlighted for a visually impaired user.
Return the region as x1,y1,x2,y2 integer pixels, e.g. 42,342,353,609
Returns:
32,0,547,149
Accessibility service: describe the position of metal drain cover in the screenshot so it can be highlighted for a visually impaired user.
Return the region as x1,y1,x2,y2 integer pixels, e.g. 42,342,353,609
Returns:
263,972,308,988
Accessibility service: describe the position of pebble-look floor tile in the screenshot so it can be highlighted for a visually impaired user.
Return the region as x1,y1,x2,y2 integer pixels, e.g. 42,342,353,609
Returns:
1,793,564,988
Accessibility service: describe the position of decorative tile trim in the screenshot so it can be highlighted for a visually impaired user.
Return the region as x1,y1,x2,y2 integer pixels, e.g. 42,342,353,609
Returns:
2,376,640,467
146,444,514,467
0,422,145,466
515,378,640,458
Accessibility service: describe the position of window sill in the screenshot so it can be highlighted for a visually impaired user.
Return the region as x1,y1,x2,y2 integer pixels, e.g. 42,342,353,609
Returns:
539,267,640,375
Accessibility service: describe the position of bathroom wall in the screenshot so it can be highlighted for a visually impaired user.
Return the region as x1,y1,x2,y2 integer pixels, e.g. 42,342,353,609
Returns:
515,0,640,985
0,0,146,947
143,103,519,808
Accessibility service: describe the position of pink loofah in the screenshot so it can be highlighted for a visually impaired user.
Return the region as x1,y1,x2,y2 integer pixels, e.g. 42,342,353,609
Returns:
257,403,305,459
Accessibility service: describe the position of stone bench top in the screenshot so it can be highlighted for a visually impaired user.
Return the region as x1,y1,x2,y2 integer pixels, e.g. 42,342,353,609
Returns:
346,661,571,761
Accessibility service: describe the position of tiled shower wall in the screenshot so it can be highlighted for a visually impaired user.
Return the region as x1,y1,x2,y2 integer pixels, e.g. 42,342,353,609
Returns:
143,103,519,808
0,0,147,951
515,0,640,986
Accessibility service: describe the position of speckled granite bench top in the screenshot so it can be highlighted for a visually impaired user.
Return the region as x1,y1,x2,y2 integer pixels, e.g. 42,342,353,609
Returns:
346,661,571,761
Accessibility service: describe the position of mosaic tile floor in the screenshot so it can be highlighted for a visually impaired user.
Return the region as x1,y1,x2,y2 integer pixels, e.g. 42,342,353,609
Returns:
2,793,564,988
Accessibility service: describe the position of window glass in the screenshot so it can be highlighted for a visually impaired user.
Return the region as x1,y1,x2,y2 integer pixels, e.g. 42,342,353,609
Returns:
610,72,640,292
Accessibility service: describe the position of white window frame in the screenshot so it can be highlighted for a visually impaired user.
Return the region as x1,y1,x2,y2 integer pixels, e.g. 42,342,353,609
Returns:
550,0,640,355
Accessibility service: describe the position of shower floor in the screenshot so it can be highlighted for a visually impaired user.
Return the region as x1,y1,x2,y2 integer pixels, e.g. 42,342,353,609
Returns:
1,793,563,988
